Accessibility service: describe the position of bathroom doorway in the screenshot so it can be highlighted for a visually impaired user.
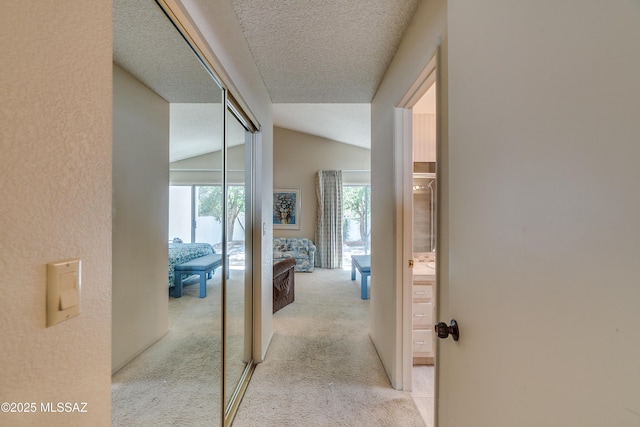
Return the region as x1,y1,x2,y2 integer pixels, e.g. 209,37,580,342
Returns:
410,81,437,426
395,50,439,427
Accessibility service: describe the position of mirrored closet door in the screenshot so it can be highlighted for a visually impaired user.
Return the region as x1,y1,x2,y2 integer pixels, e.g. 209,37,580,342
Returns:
113,1,255,426
223,106,254,420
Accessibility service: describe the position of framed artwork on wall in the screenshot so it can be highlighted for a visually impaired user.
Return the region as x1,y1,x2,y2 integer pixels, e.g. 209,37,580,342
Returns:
273,189,301,229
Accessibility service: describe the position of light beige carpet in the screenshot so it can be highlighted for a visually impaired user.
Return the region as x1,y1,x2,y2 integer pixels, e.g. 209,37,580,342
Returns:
233,268,426,427
112,268,424,426
111,269,247,426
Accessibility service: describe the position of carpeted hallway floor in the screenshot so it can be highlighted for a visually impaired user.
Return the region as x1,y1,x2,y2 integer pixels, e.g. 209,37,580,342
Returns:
111,273,225,426
233,267,425,427
111,267,425,426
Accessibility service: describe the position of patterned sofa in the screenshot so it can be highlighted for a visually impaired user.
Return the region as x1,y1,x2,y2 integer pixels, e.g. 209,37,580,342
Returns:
273,237,316,272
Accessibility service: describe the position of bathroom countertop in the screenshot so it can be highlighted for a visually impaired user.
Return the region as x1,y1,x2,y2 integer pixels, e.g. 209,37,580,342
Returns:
413,260,435,281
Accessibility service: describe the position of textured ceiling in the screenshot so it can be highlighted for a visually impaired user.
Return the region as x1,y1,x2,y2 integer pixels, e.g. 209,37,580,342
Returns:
113,0,223,104
114,0,227,162
231,0,420,103
113,0,421,155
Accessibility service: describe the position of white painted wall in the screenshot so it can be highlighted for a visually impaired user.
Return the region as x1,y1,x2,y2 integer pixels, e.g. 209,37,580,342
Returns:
370,0,447,388
0,1,112,425
440,2,640,425
274,126,371,241
172,0,274,361
0,0,273,422
169,145,245,185
112,64,170,373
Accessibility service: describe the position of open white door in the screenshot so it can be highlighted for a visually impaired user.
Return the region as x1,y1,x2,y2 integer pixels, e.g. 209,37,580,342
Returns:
439,2,640,426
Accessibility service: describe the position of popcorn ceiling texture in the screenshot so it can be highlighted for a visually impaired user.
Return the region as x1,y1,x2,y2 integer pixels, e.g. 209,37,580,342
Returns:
114,0,418,151
114,0,419,104
114,0,226,162
113,0,224,104
231,0,420,102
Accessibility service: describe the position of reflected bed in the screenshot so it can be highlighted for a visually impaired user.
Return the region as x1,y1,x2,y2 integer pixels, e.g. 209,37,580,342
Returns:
168,242,215,288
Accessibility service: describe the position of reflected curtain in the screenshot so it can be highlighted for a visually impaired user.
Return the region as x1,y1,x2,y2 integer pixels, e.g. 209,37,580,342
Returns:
315,170,343,268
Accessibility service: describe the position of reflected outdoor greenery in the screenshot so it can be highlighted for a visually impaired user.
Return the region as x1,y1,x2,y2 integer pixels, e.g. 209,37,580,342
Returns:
198,185,246,240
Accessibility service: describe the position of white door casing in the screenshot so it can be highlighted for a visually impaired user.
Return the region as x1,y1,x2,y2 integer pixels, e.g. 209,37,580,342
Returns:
397,53,439,391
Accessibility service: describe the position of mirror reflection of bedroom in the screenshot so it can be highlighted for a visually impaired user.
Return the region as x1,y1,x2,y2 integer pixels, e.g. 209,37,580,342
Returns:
112,1,254,425
411,82,437,426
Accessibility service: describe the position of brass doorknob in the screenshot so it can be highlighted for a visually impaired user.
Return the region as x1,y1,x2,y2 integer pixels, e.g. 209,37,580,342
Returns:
435,319,460,341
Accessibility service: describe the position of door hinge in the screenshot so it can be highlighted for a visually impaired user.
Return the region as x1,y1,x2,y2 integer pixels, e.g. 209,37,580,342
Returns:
409,259,414,268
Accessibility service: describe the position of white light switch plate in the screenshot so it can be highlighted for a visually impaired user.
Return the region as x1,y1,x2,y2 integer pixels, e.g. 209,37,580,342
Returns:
47,259,81,327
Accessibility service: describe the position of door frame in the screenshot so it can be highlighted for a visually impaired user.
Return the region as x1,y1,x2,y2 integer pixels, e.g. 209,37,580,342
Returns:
394,50,439,391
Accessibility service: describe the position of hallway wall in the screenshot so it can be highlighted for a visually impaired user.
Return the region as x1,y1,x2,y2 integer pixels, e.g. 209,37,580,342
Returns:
0,1,113,425
112,64,170,373
0,0,273,424
370,0,448,388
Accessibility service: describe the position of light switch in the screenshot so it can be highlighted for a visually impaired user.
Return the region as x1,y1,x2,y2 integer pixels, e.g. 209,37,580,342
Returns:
59,288,78,310
47,259,80,327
